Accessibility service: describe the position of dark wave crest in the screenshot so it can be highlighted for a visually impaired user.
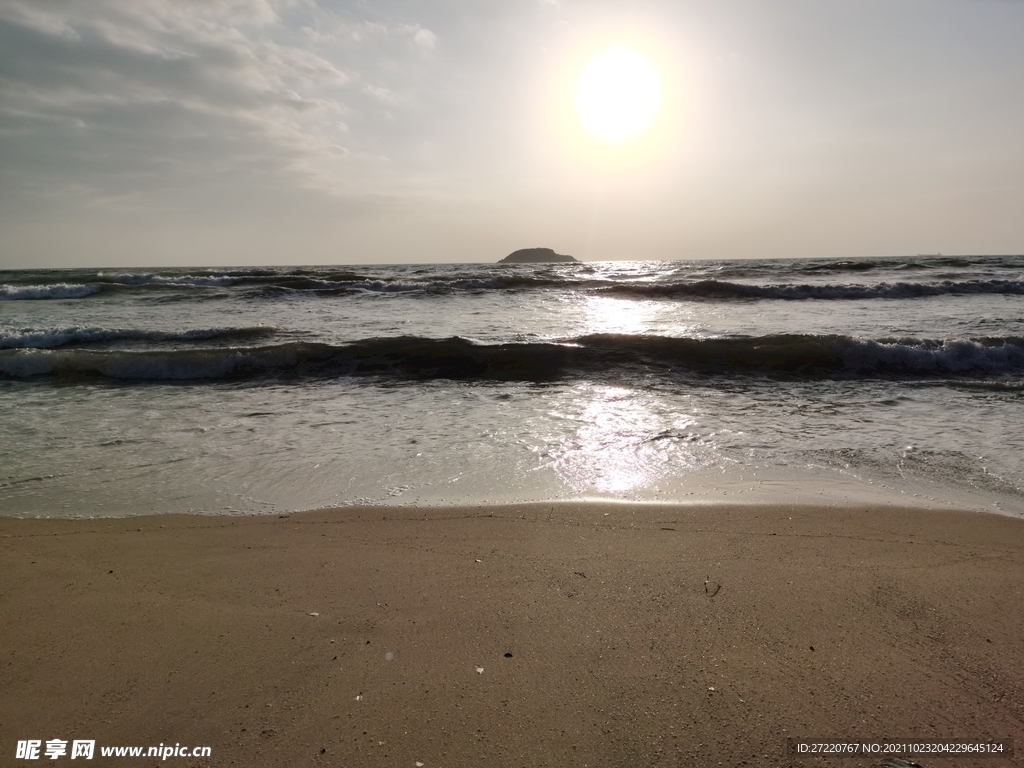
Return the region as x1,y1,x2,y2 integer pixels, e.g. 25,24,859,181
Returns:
4,256,1023,303
253,274,576,297
90,275,1024,301
604,278,1024,301
3,334,1022,382
0,326,277,350
92,271,369,289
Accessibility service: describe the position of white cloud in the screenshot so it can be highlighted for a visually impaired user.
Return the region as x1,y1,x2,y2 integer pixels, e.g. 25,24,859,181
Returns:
0,0,460,211
0,0,374,201
413,28,437,50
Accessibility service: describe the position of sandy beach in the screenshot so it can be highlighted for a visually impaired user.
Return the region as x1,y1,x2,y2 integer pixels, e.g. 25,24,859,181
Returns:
1,502,1022,767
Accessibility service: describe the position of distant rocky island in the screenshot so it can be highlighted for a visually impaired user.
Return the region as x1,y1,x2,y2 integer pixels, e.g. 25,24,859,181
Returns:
498,247,577,264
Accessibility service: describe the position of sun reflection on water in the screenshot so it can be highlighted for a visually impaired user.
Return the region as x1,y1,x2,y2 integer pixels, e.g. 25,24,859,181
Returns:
578,292,701,338
537,383,704,496
581,295,652,336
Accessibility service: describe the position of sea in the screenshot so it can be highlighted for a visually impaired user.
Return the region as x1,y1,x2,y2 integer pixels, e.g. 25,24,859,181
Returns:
2,254,1023,519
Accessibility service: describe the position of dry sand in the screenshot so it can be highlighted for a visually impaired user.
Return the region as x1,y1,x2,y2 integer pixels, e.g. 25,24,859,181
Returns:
1,502,1022,767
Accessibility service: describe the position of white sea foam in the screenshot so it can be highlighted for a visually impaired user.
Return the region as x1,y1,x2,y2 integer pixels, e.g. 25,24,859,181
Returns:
0,283,100,300
829,336,1024,374
100,273,238,287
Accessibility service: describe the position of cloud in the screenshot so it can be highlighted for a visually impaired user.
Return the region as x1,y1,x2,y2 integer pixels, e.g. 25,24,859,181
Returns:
0,0,384,205
413,28,437,50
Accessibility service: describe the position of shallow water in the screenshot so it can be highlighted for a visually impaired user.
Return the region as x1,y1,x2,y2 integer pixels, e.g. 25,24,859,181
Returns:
2,255,1023,517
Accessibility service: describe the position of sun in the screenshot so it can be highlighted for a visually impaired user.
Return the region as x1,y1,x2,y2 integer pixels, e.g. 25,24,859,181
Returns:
574,44,661,145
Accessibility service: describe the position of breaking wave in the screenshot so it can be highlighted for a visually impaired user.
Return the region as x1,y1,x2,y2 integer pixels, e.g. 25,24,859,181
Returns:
0,283,101,300
97,273,239,287
604,278,1024,301
253,274,577,297
5,260,1023,304
0,326,277,350
3,333,1022,382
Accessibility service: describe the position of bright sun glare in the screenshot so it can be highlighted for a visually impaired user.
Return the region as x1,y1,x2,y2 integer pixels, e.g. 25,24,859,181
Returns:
574,44,661,145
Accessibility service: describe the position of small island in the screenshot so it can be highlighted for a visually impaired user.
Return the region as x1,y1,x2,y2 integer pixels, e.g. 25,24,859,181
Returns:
498,247,577,264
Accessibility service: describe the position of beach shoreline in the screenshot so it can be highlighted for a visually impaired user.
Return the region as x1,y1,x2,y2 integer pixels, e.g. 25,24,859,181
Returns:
2,502,1022,766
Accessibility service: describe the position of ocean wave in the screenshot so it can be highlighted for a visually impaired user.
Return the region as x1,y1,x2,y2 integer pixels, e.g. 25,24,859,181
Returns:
604,278,1024,301
8,267,1023,303
3,334,1022,382
250,274,576,297
0,283,101,300
100,274,1024,301
94,270,373,288
356,276,566,294
0,326,277,350
799,260,880,273
793,255,1019,274
248,276,365,292
74,271,573,297
97,273,240,287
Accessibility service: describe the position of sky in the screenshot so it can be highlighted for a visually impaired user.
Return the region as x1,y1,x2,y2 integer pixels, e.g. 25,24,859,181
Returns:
1,0,1023,268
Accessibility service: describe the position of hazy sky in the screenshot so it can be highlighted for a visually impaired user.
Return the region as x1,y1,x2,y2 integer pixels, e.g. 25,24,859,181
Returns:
1,0,1023,267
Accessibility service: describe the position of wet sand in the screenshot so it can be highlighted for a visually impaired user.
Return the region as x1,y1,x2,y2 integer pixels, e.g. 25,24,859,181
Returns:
1,502,1022,767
